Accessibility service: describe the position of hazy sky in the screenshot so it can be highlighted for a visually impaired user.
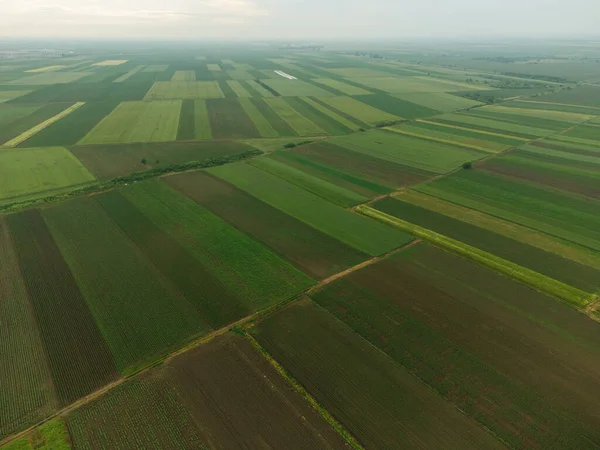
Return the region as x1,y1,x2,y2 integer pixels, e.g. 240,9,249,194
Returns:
1,0,599,39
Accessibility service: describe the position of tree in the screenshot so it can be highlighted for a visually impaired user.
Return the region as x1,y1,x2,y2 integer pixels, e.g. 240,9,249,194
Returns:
462,161,473,170
141,158,147,165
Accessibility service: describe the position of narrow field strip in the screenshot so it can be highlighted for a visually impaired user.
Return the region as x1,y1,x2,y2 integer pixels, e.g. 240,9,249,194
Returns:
299,97,361,131
357,205,593,308
416,119,530,141
517,99,600,111
113,65,145,83
25,65,67,73
227,80,252,97
238,98,279,137
264,98,326,136
394,191,600,271
2,103,85,148
384,127,497,153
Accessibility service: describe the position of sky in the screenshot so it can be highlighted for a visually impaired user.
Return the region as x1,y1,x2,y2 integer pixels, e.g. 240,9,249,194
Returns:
1,0,599,40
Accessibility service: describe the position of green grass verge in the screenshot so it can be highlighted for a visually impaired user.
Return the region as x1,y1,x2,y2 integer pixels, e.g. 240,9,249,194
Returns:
357,205,593,308
239,330,364,450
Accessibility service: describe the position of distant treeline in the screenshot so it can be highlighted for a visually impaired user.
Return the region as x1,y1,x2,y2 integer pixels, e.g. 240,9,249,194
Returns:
501,72,568,83
473,56,567,63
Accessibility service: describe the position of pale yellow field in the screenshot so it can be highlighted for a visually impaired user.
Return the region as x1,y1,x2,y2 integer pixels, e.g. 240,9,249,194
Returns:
93,60,128,66
25,65,67,73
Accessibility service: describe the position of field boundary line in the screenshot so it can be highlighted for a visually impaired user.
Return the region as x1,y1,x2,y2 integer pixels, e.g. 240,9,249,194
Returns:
517,99,600,111
308,238,422,294
1,102,85,148
356,205,594,309
383,126,496,153
239,328,365,450
415,119,531,141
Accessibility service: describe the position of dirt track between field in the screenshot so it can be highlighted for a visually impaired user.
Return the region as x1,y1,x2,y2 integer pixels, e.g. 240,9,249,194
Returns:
0,236,422,448
307,238,422,294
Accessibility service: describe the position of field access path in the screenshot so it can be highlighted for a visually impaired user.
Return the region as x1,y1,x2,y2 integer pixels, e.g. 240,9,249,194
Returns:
0,239,422,448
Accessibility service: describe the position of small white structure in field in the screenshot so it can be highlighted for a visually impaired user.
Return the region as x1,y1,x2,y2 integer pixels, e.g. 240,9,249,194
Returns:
274,70,297,80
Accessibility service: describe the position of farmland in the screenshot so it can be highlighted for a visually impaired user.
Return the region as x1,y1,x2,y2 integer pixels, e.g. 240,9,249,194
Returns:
252,300,505,449
208,161,413,255
331,130,487,173
0,147,96,204
42,197,208,373
2,42,600,450
144,81,224,100
70,140,253,179
78,100,181,144
7,210,118,405
415,170,600,252
165,171,368,279
67,334,348,449
311,244,600,448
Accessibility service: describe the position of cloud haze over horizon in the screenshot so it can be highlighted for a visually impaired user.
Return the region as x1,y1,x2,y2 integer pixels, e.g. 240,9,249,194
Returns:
1,0,599,39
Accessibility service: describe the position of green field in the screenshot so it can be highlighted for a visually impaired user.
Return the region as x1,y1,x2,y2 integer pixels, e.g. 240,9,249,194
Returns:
394,91,482,112
249,157,368,206
171,71,196,82
262,79,334,97
415,169,600,252
331,130,486,173
0,147,95,204
479,151,600,199
312,78,372,95
0,90,30,103
208,162,413,255
17,101,118,147
263,97,325,136
317,96,399,125
119,180,314,319
387,122,511,152
70,140,253,179
373,196,600,292
0,103,75,145
78,100,181,144
144,81,224,100
298,97,362,131
434,112,556,138
2,419,71,450
0,218,55,439
43,197,206,373
207,98,260,138
9,72,91,85
347,76,487,94
8,210,118,404
238,98,279,137
281,140,434,190
165,171,368,279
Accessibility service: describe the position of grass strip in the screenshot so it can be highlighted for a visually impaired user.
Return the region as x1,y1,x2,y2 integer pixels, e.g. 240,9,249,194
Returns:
2,103,85,148
357,205,593,308
238,329,364,450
